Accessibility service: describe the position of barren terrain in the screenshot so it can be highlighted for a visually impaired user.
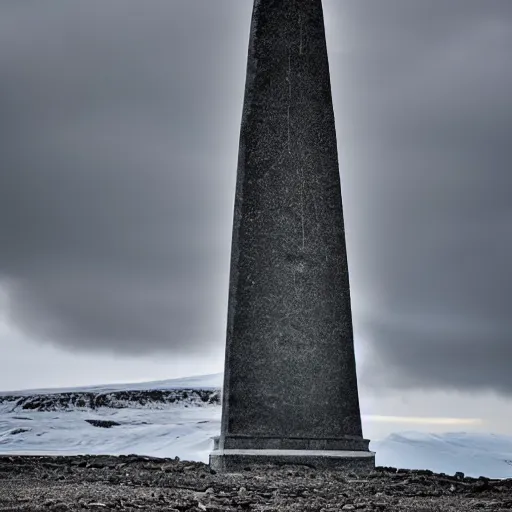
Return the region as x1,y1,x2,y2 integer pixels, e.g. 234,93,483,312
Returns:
1,455,512,511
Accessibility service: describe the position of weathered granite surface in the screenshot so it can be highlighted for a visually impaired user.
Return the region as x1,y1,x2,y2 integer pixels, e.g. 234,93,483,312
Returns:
213,0,372,469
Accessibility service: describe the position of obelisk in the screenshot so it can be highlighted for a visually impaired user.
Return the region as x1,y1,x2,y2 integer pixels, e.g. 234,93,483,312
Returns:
210,0,374,471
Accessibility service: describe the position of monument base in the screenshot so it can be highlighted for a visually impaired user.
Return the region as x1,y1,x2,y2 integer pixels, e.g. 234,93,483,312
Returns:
209,449,375,473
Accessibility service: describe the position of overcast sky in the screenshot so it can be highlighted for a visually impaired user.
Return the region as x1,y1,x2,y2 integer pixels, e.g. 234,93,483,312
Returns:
1,0,511,441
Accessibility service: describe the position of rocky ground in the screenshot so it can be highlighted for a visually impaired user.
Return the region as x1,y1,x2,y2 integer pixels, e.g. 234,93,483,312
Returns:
1,455,512,511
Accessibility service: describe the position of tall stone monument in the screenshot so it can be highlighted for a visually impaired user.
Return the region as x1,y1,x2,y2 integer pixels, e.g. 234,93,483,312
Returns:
210,0,374,472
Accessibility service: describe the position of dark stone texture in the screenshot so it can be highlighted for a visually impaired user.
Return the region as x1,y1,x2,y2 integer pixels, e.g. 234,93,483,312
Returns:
212,0,372,470
84,419,121,428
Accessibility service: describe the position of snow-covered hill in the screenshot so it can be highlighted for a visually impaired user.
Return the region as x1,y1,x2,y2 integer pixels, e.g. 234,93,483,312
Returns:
0,373,223,463
0,373,224,397
1,373,512,479
0,386,220,412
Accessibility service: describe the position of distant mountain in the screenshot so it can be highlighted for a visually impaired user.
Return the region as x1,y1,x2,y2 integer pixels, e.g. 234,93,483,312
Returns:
0,387,220,413
0,373,223,463
1,373,512,479
0,373,224,397
0,374,222,413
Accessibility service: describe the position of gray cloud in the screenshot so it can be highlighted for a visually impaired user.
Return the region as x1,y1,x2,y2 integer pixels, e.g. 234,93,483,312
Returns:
325,0,512,394
0,0,252,355
2,0,512,397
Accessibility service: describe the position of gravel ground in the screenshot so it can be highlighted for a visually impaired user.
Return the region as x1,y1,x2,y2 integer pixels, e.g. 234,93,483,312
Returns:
1,455,512,511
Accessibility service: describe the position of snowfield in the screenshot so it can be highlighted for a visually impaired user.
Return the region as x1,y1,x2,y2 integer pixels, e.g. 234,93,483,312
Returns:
1,373,512,479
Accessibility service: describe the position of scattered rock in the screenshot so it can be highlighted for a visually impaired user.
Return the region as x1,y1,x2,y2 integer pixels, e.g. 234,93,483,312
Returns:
85,419,121,428
0,455,510,511
49,503,70,511
8,427,31,435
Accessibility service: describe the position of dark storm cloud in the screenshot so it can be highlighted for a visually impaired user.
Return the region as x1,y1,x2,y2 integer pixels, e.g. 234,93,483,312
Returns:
2,0,512,398
0,0,252,355
325,0,512,394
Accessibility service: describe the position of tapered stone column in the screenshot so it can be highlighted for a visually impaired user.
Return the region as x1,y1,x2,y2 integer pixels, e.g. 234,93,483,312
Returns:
210,0,374,472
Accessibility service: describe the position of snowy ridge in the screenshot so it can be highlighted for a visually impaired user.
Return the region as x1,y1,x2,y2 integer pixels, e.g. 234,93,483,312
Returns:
0,373,222,413
0,374,223,464
0,373,224,397
0,388,220,413
1,373,512,478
